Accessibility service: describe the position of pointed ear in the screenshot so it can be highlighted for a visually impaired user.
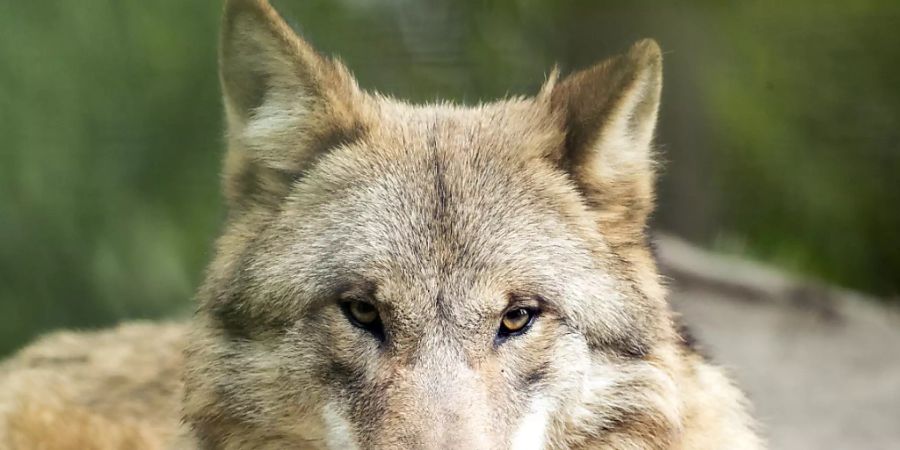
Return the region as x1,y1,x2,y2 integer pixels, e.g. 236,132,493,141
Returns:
546,39,663,246
219,0,367,211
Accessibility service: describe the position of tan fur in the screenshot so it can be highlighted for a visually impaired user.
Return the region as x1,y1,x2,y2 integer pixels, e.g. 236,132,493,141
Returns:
0,0,763,448
0,322,184,449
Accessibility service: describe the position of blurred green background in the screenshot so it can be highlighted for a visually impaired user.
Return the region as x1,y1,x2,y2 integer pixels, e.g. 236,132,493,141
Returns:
1,0,898,356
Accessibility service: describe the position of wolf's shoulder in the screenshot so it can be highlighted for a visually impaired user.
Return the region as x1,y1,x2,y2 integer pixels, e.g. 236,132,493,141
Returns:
0,321,186,450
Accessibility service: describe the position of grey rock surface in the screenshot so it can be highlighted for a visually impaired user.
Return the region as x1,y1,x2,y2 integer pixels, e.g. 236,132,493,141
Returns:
657,235,900,450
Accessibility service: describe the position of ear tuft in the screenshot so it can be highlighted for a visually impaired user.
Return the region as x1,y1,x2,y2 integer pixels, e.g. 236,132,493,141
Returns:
628,38,663,70
220,0,355,125
538,66,562,99
548,39,664,246
221,0,295,118
219,0,367,212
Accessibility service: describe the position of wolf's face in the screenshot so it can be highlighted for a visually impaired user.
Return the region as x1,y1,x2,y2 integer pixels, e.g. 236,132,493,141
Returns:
184,1,680,449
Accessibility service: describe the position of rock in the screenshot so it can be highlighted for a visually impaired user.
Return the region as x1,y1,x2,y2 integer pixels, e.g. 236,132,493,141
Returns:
656,234,900,450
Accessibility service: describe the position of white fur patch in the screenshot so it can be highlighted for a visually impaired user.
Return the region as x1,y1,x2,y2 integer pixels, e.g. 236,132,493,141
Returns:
322,402,359,450
511,397,552,450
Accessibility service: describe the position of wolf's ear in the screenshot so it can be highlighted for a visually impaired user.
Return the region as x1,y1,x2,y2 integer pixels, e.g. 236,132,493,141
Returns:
220,0,366,211
545,39,662,246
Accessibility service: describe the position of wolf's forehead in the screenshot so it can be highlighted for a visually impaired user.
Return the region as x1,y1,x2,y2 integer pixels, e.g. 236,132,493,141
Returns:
246,104,618,320
373,100,563,157
276,104,590,286
335,134,568,266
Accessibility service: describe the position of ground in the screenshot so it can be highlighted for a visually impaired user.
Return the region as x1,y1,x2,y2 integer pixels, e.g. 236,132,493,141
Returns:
659,235,900,450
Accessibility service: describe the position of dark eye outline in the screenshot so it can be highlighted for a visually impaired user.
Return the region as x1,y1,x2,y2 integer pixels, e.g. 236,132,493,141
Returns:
340,300,385,341
496,307,539,342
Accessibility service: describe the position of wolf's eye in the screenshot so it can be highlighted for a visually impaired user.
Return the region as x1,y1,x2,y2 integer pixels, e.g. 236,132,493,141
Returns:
341,300,384,340
345,300,378,324
498,308,536,337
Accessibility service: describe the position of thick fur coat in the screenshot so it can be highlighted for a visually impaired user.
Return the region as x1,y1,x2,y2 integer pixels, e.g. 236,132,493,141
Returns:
0,1,762,448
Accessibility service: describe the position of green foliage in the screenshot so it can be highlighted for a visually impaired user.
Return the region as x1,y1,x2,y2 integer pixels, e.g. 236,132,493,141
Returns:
702,0,900,295
0,1,223,355
1,0,897,355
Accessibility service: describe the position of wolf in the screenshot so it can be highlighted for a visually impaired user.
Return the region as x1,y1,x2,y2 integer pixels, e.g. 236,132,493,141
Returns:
0,0,762,448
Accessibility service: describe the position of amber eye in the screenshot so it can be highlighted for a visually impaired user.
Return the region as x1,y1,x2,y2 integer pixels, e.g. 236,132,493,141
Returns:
346,300,378,324
498,308,536,336
341,300,384,340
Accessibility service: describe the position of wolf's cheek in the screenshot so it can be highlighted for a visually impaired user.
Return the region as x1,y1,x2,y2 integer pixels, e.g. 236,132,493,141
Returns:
496,323,594,449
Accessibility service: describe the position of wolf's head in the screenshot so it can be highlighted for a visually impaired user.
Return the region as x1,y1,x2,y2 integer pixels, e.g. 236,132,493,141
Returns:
184,1,682,448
